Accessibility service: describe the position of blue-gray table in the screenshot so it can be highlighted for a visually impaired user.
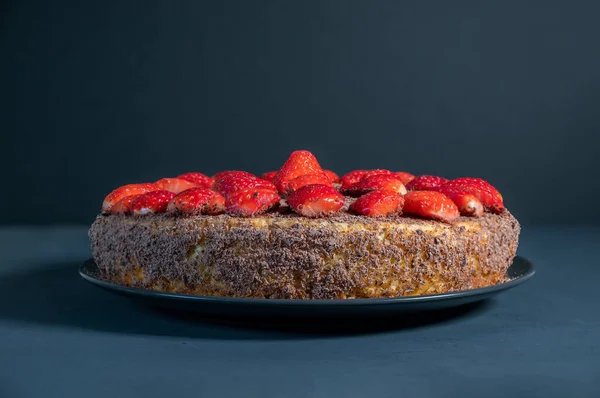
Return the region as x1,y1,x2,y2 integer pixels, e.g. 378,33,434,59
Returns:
0,226,598,397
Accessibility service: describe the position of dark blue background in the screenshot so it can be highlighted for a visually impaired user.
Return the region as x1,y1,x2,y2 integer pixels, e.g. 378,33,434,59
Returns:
2,0,599,225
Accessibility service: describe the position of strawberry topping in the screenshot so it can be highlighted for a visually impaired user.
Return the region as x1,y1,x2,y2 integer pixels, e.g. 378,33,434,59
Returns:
394,171,415,185
213,172,276,198
403,191,460,223
130,190,176,215
350,190,405,217
287,184,344,217
154,178,199,194
102,183,159,213
261,171,277,182
177,172,214,189
324,170,341,184
109,194,143,214
167,188,225,215
345,174,407,197
438,178,504,213
273,150,331,195
405,175,448,191
225,188,280,217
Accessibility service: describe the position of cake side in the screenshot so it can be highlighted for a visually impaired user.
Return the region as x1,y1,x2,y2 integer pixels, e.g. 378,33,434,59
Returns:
89,212,520,299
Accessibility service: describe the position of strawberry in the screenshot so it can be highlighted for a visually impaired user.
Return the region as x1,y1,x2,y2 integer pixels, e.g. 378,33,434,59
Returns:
272,150,330,194
130,190,176,215
340,170,368,190
350,190,405,218
102,183,159,213
362,169,395,179
287,184,344,217
261,171,277,182
340,169,394,194
167,188,225,215
213,170,257,181
438,178,504,213
177,172,214,189
286,173,332,193
324,170,341,184
394,171,415,185
446,192,484,217
154,178,199,194
345,174,407,197
109,194,143,214
225,188,280,217
403,191,460,223
213,172,276,198
405,175,448,191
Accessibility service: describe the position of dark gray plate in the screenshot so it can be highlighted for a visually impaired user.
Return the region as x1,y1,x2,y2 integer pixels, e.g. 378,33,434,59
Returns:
79,256,534,318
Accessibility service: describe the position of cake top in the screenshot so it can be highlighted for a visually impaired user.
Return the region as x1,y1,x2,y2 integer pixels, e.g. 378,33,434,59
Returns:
100,150,505,223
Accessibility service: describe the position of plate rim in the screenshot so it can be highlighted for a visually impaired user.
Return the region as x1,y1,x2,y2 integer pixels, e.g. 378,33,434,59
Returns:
79,256,534,306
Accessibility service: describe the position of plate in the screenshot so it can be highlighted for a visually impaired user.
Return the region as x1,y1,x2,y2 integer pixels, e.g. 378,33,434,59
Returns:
79,256,534,318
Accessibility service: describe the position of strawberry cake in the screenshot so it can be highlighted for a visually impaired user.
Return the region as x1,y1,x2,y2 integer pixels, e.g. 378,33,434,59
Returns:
89,150,520,299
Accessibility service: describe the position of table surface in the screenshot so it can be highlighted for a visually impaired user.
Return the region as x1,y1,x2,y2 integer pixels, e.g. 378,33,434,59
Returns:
0,225,599,398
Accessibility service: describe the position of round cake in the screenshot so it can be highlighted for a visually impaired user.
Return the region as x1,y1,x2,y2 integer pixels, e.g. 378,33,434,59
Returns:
89,150,520,299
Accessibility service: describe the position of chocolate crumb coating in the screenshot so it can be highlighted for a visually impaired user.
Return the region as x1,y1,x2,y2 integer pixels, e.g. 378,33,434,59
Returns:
88,210,520,299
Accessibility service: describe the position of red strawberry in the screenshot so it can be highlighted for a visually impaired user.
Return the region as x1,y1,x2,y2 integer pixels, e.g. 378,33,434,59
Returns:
346,174,407,197
213,170,257,181
362,169,395,179
130,190,176,215
213,173,276,198
350,190,405,217
167,188,225,215
448,192,484,217
394,171,415,185
155,178,199,194
405,175,448,191
109,194,143,214
261,171,277,182
340,169,394,194
438,178,504,213
177,172,214,189
287,173,332,193
287,184,344,217
340,170,368,190
102,183,159,212
403,191,460,223
324,170,341,184
225,188,280,217
273,150,330,194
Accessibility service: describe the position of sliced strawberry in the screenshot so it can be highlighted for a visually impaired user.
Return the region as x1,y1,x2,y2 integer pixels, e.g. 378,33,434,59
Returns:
213,170,257,182
286,173,332,193
405,175,448,191
438,178,504,213
394,171,415,185
225,188,280,217
261,171,277,182
340,170,368,190
155,178,199,194
324,170,341,184
446,192,484,217
345,174,407,197
109,194,143,214
362,169,395,179
273,150,329,194
287,184,344,218
350,190,405,218
403,191,460,223
213,173,276,198
177,172,214,189
130,190,176,215
102,183,159,213
167,188,225,215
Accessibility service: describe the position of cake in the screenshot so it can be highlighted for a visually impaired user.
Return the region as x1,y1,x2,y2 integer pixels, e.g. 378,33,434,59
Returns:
89,150,520,299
